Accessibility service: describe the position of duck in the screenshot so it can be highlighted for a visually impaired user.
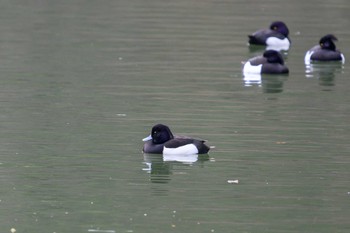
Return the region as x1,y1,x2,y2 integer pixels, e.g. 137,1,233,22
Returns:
248,21,291,50
243,50,289,74
304,34,345,64
142,124,210,155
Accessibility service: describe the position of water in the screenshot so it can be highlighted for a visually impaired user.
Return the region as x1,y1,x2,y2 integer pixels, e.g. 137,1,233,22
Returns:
0,0,350,232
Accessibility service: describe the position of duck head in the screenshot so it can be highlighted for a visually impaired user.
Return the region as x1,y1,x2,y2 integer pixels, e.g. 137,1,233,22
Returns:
270,21,289,37
319,34,338,51
143,124,174,144
263,50,285,65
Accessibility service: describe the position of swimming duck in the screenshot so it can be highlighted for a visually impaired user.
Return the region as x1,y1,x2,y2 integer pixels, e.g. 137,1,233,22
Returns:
304,34,345,64
243,50,289,74
248,21,291,49
142,124,210,155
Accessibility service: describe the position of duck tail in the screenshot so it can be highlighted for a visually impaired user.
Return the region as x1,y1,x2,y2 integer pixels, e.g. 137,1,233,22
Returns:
248,35,266,45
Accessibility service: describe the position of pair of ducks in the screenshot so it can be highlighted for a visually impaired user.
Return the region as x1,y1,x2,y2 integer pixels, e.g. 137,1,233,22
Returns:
143,22,346,155
244,21,345,74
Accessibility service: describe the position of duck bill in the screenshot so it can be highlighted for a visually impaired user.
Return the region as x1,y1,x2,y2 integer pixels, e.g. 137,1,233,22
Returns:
142,135,153,142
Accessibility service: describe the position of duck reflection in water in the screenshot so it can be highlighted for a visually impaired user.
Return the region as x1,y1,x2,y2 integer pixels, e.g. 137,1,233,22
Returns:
142,153,209,184
243,74,288,93
248,44,290,54
305,62,344,87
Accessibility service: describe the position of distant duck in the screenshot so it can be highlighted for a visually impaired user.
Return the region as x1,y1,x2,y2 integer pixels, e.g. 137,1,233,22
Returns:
304,34,345,64
142,124,210,155
243,50,289,74
248,21,291,50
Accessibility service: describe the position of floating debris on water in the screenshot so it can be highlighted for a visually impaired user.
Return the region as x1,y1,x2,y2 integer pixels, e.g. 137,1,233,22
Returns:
11,228,16,233
227,180,239,184
88,229,116,233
